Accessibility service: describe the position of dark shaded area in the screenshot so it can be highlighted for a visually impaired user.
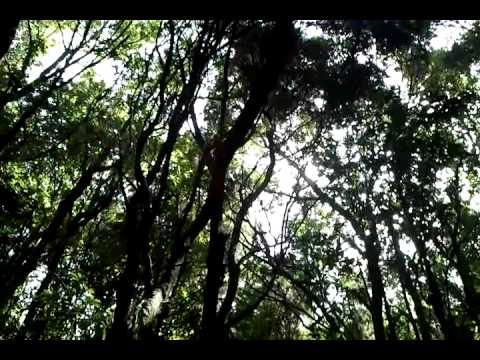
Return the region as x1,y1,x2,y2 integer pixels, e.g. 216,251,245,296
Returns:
0,19,19,61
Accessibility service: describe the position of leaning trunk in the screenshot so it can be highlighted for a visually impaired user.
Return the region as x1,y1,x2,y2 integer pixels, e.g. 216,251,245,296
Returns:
0,19,19,61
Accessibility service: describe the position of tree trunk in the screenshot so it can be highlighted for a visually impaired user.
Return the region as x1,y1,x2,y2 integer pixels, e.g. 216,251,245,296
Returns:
199,162,228,339
396,184,459,339
386,212,432,340
109,22,218,339
16,183,116,340
364,233,386,340
0,19,19,61
0,164,97,310
108,190,153,340
198,20,298,339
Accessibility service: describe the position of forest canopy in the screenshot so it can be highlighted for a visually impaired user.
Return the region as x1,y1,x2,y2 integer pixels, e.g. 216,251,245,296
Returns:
1,20,480,340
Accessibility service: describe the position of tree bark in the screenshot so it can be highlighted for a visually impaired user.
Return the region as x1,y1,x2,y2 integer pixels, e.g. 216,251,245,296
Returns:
15,181,117,340
217,133,276,333
0,19,19,61
394,177,459,339
199,20,298,339
0,162,100,310
386,210,432,340
108,21,222,340
363,230,387,340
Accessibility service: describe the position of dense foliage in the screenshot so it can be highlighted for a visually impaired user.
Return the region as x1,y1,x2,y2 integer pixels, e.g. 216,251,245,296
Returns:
1,20,480,340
